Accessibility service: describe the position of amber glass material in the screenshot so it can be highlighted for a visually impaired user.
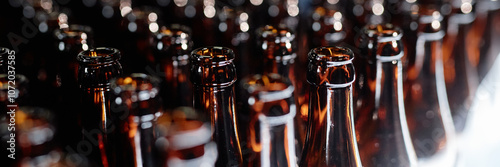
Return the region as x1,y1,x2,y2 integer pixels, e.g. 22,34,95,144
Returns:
442,0,479,133
299,46,362,167
404,7,457,166
190,46,242,166
158,107,218,167
355,24,418,167
77,47,123,167
152,25,193,110
475,1,500,81
109,73,162,167
255,25,305,158
242,74,297,167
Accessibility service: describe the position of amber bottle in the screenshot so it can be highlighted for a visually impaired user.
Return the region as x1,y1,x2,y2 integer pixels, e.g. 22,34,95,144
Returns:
77,47,123,167
242,74,297,167
190,46,242,166
404,7,457,167
299,46,362,167
355,24,418,167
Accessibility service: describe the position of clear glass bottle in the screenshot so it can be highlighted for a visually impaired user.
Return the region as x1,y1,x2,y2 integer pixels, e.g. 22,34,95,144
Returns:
190,46,242,166
109,73,162,167
442,0,479,132
404,7,457,167
355,24,418,167
242,73,297,167
152,24,193,110
299,46,362,167
77,47,123,167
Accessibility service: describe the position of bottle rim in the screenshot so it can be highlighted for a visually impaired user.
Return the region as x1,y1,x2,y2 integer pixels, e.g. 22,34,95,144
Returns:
54,24,93,40
111,73,160,101
190,46,235,65
308,46,354,65
77,47,121,65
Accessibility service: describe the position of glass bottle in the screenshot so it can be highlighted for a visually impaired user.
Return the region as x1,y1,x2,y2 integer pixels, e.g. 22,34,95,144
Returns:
242,73,297,167
299,46,362,167
255,25,304,159
109,73,161,167
152,24,193,110
442,0,479,133
190,46,242,166
476,0,500,81
158,107,218,167
77,47,123,167
355,24,418,167
404,7,457,167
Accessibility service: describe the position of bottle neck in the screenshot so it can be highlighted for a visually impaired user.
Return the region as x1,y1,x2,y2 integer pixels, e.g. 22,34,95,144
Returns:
302,85,361,166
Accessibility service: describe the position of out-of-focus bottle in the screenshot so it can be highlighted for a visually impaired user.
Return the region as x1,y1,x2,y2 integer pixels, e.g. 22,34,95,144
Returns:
151,25,193,110
355,24,418,167
299,46,362,167
190,46,242,166
442,0,479,133
77,47,123,167
404,6,457,167
157,107,218,167
254,25,305,159
474,0,500,81
242,74,297,166
109,73,162,167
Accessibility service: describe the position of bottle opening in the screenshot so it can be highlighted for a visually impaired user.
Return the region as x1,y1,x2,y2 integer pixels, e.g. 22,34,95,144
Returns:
77,47,121,65
365,24,402,40
191,46,234,64
309,46,354,63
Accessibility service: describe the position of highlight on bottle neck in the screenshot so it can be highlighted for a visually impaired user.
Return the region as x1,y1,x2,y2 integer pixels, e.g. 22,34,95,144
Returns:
190,46,237,87
54,24,93,51
242,73,295,116
77,47,121,65
307,46,355,88
257,25,295,59
154,24,192,59
111,73,161,116
363,24,404,61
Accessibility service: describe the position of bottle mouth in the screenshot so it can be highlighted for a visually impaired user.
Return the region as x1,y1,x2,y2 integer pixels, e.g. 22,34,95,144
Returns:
77,47,121,65
243,74,294,100
363,24,404,60
308,46,354,64
191,46,235,65
365,24,402,40
111,73,159,102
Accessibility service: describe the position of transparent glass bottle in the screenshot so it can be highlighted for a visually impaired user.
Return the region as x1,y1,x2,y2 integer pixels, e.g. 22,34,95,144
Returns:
355,24,418,167
77,47,123,167
110,73,162,167
242,73,297,167
299,46,362,167
404,7,457,167
190,46,242,166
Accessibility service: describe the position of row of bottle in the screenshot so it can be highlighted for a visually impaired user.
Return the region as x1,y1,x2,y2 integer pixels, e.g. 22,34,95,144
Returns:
0,21,489,167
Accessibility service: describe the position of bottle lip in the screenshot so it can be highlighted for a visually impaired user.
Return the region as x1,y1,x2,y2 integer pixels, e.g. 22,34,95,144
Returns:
77,47,121,65
364,24,403,41
308,46,354,65
111,73,160,102
190,46,235,65
242,73,294,102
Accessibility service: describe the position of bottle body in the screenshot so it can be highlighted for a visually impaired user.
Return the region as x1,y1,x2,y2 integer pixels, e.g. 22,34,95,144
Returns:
299,46,362,167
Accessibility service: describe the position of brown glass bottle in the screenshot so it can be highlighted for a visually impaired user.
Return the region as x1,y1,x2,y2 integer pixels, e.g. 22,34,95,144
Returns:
77,47,123,167
190,46,242,166
299,46,362,167
442,0,479,133
255,25,305,158
152,24,193,110
242,74,297,167
355,24,418,167
475,0,500,81
158,107,218,167
110,73,161,167
404,7,457,166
